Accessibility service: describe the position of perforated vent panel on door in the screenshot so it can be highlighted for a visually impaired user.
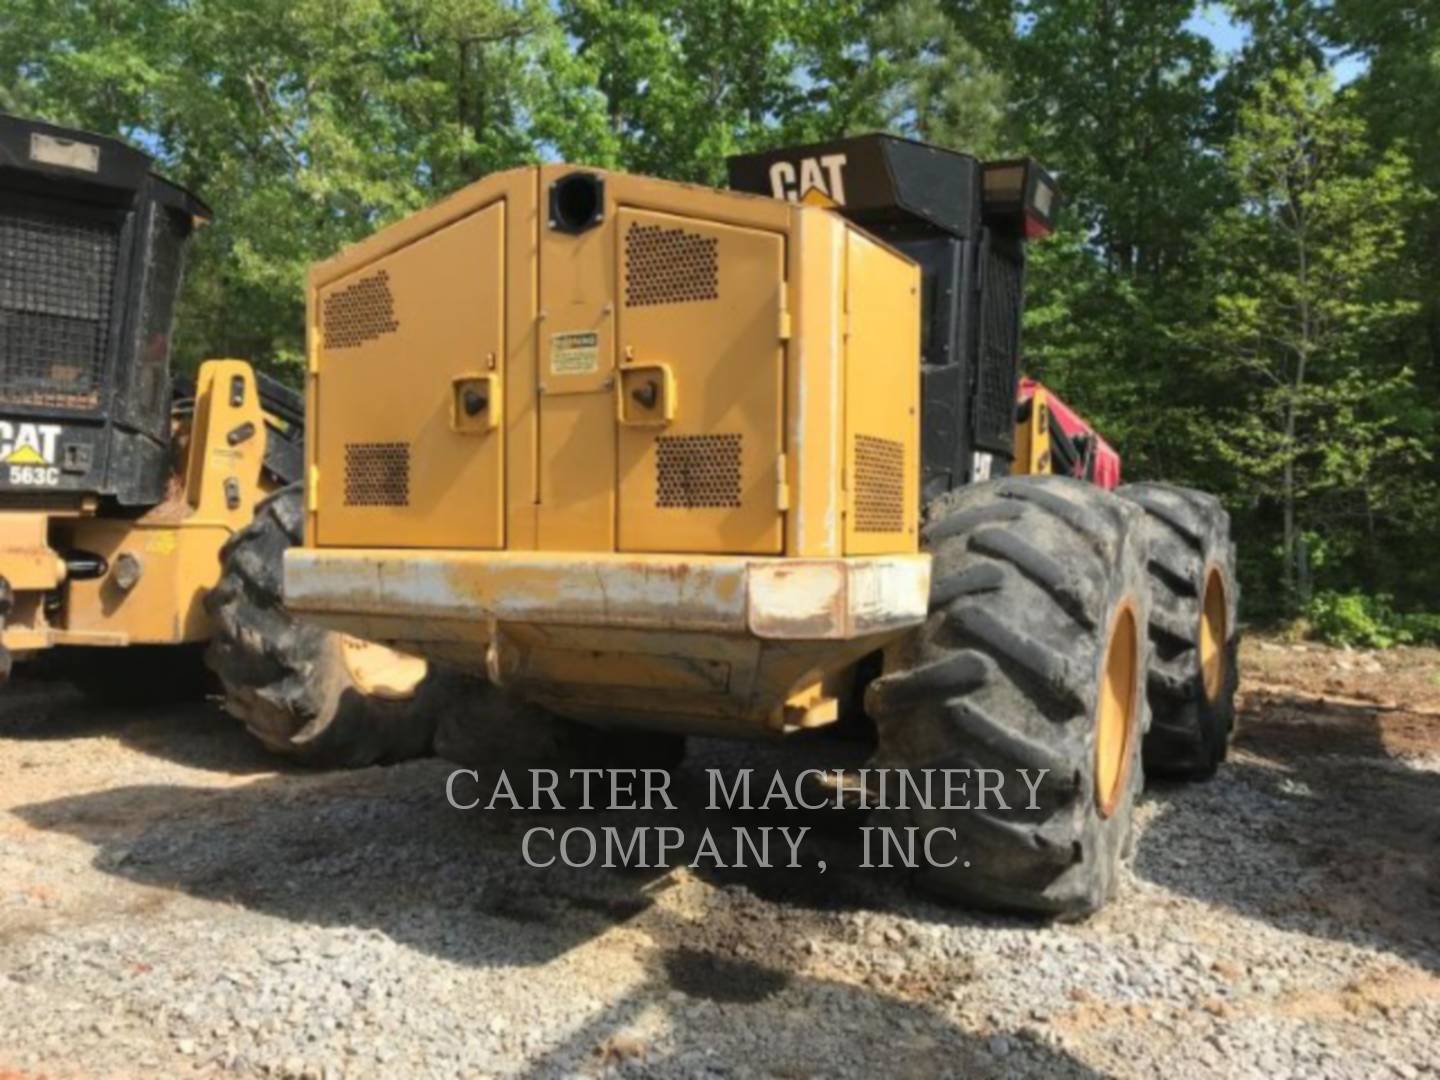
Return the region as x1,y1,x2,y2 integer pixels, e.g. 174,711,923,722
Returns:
655,434,742,508
853,435,905,533
323,270,400,349
344,442,410,506
623,222,719,306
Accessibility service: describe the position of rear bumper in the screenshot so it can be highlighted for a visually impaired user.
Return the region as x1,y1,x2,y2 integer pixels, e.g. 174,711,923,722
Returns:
283,549,931,641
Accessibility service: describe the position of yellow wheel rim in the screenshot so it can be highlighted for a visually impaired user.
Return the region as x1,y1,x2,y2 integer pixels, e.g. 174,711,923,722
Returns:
1200,567,1228,703
339,636,427,700
1095,601,1139,818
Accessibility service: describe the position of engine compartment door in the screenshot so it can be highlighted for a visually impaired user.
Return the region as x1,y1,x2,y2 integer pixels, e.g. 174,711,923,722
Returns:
615,209,786,554
313,200,506,549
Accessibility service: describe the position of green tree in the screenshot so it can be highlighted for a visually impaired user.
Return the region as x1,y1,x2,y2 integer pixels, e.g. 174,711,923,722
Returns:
1330,1,1440,394
548,0,812,182
1,0,558,375
999,0,1227,493
1191,62,1431,606
542,0,1011,183
0,0,170,131
1013,0,1222,278
867,0,1009,156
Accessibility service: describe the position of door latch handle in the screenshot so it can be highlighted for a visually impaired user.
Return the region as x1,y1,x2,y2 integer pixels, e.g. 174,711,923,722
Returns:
617,364,675,426
452,374,501,433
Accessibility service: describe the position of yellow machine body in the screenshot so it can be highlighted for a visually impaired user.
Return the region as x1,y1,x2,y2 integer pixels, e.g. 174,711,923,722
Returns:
285,166,931,735
0,359,268,653
1012,385,1053,479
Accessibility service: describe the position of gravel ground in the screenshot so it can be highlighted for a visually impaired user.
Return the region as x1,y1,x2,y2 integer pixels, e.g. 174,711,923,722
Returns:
1,639,1437,1079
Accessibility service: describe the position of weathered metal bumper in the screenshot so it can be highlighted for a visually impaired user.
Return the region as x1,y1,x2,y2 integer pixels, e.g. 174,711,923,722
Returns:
283,550,931,641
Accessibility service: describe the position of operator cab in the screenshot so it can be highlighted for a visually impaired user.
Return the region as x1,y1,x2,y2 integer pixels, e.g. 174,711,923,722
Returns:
727,134,1059,500
0,114,209,505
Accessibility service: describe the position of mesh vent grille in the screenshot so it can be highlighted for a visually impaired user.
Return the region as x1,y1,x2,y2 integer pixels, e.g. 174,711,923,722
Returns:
854,434,905,533
131,207,187,432
0,207,118,410
344,442,410,506
974,249,1022,453
656,434,741,509
625,222,718,307
324,270,400,349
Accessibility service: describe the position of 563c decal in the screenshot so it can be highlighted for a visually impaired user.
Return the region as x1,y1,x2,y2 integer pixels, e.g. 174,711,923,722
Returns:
0,421,63,486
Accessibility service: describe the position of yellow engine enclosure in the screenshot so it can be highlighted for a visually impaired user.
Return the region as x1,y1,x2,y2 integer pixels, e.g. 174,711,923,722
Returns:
287,166,929,735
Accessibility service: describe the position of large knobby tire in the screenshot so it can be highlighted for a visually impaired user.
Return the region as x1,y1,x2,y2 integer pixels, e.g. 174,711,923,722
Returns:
204,484,443,768
866,476,1151,919
1117,482,1239,780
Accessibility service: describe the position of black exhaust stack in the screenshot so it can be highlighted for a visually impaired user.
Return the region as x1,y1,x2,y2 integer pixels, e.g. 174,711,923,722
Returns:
727,134,1058,500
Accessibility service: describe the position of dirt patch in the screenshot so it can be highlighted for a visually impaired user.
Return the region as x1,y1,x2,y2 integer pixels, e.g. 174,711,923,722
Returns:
1244,639,1440,713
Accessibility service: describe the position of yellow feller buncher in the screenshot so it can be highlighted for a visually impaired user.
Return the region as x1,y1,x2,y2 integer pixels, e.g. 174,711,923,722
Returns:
208,136,1240,916
0,114,445,766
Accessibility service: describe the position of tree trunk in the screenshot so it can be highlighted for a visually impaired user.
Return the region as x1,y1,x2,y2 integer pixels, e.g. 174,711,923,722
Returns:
1282,399,1297,599
1287,207,1312,608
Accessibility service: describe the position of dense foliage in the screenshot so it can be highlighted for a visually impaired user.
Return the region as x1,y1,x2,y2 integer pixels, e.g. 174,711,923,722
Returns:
2,0,1436,625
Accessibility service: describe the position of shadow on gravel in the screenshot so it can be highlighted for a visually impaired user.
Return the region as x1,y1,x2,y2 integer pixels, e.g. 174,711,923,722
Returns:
0,675,284,776
1135,688,1440,976
11,737,1033,964
517,967,1102,1078
12,737,1104,1076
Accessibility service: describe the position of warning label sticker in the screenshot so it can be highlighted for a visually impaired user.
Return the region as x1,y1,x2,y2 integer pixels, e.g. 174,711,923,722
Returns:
551,331,600,375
